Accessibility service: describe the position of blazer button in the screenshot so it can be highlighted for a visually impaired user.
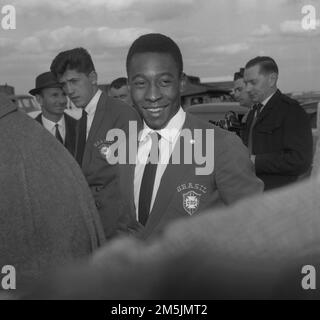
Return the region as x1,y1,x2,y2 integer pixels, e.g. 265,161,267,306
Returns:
95,186,104,192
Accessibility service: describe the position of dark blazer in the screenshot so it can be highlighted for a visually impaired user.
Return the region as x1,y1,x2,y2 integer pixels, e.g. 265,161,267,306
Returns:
35,112,77,156
137,113,264,239
242,89,313,191
80,91,142,239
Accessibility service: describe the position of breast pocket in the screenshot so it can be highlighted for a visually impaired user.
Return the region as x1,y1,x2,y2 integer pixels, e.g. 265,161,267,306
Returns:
257,123,281,134
256,122,282,151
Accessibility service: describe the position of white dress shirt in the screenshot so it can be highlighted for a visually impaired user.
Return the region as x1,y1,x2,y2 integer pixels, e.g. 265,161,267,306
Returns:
134,107,186,220
84,89,102,140
42,115,66,143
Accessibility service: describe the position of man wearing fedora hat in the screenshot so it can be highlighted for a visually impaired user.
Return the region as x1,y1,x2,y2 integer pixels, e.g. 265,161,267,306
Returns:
29,71,77,155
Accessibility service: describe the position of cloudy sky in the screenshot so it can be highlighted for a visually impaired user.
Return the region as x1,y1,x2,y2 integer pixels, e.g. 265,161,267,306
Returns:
0,0,319,94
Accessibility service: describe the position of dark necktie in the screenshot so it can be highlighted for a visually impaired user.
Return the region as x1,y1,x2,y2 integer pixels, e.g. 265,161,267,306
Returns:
248,103,263,154
55,123,63,144
138,132,161,226
75,109,87,165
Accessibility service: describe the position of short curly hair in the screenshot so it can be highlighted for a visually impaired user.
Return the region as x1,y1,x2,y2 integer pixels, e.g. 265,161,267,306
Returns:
126,33,183,76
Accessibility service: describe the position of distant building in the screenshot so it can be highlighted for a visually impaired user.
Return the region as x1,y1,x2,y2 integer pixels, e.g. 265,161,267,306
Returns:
0,84,15,95
181,75,235,108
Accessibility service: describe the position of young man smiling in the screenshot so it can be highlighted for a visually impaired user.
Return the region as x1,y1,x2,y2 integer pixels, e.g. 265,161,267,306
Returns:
126,33,263,239
50,48,141,239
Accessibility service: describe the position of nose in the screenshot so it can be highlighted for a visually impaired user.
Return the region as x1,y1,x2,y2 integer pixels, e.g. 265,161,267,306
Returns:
245,83,252,93
64,82,74,96
59,95,67,106
145,82,161,102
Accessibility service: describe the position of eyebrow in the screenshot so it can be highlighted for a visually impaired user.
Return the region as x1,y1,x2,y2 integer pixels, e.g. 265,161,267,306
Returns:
59,77,79,83
131,72,175,81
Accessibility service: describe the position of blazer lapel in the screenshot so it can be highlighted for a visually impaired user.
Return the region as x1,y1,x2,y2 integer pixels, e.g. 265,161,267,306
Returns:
254,90,281,125
64,113,76,154
243,109,255,145
35,113,43,125
82,93,107,168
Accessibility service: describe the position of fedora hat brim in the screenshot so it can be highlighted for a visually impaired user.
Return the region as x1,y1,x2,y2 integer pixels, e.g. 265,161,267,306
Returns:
29,83,63,96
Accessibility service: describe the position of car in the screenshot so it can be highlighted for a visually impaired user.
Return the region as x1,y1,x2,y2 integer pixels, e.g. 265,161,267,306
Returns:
185,102,249,136
9,94,82,120
8,94,41,114
185,102,248,123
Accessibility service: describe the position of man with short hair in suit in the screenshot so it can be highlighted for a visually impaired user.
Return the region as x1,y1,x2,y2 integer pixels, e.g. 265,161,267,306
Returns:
108,77,132,106
233,67,253,125
126,33,263,239
50,48,141,239
243,56,313,191
29,71,76,155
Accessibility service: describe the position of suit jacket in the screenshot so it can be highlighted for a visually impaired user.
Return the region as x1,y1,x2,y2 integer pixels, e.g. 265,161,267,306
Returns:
0,94,105,294
35,112,77,156
137,113,264,239
242,89,313,190
80,92,142,239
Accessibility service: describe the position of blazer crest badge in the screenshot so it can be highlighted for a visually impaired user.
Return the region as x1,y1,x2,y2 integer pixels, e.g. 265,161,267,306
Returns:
94,139,115,161
183,190,201,215
177,182,207,216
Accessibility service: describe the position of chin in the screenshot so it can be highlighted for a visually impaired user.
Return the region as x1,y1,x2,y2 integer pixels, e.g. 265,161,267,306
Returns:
146,121,165,130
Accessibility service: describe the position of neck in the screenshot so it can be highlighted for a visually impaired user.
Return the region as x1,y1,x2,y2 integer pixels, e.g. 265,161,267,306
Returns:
92,85,98,97
262,87,277,102
42,110,63,123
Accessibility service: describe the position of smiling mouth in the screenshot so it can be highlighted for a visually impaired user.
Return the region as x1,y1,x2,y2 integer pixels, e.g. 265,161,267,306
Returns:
144,105,168,113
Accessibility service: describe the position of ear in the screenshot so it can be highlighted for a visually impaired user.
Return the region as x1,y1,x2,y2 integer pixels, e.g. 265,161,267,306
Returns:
269,72,278,87
88,71,98,85
35,94,43,106
179,72,187,94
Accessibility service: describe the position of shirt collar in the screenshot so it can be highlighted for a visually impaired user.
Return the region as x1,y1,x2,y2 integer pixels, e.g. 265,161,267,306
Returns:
41,114,65,129
139,107,186,143
84,89,102,115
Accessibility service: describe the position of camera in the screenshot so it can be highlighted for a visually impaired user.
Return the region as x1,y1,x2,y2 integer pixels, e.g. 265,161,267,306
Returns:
209,111,244,136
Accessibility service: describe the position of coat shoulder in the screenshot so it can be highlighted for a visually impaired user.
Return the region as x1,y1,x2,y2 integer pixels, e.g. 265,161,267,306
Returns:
277,91,301,108
103,95,140,121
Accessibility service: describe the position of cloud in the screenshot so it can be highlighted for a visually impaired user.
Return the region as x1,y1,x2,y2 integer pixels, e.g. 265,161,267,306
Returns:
14,0,199,21
4,25,152,55
252,24,272,37
0,37,15,48
203,43,250,55
280,19,320,36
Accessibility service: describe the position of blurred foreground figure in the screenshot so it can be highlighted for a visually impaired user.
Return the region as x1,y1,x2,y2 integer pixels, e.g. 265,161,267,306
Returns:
0,94,105,295
26,169,320,299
